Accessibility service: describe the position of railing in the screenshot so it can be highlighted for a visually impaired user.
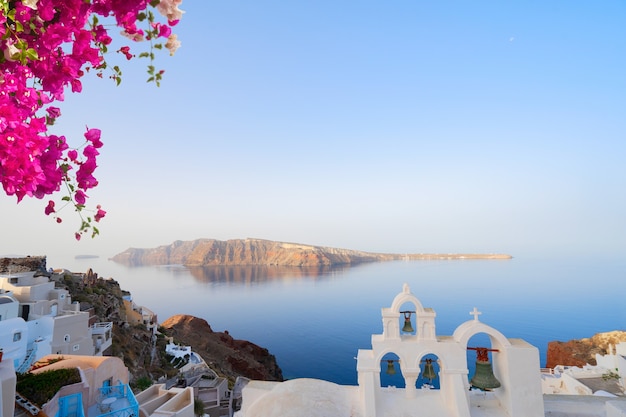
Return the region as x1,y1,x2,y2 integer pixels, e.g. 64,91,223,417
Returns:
17,345,37,373
57,392,84,417
92,322,113,337
98,384,139,417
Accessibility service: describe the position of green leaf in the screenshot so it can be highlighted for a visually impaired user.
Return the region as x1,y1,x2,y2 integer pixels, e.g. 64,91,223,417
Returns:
149,0,160,7
25,48,38,61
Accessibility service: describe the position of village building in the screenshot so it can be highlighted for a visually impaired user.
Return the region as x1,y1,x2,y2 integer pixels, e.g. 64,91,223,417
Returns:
1,351,196,417
0,268,113,372
123,293,158,337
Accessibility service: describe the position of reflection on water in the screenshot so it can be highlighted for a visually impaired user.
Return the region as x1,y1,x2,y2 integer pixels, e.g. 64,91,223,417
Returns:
48,254,626,385
186,264,351,285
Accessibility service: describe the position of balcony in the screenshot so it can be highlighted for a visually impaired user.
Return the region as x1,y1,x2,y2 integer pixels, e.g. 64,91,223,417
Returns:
86,384,138,417
91,322,113,355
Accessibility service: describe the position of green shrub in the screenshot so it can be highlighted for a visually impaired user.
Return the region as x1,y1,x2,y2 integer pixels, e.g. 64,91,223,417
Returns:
17,368,81,406
134,376,153,391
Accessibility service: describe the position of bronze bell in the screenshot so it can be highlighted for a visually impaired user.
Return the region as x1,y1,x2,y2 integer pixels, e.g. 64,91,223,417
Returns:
401,311,414,333
422,358,437,382
470,360,501,391
386,360,396,375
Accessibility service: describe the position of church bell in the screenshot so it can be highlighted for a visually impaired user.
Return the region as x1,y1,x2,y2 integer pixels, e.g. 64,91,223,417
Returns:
401,311,414,333
386,360,396,375
422,358,437,382
470,360,501,391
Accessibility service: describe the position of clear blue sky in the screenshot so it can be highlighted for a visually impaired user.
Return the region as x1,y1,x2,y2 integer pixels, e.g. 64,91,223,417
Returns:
1,1,625,261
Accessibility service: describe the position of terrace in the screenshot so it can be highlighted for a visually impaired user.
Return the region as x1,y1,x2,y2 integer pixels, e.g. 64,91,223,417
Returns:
85,384,139,417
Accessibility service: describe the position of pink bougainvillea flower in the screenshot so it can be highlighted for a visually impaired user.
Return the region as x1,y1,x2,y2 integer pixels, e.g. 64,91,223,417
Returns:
45,200,55,215
46,107,61,119
74,190,87,205
95,205,106,222
156,0,185,24
84,128,103,148
118,46,133,60
165,34,181,56
0,0,183,239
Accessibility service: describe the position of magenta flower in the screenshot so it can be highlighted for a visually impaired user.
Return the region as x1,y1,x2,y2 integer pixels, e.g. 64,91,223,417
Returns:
45,200,55,215
95,205,106,222
118,46,133,60
0,0,184,239
74,190,87,205
46,106,61,119
84,128,103,148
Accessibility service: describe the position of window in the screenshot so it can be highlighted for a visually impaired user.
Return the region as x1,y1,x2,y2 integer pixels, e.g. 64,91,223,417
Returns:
64,334,71,342
72,344,80,352
13,332,21,342
9,277,17,284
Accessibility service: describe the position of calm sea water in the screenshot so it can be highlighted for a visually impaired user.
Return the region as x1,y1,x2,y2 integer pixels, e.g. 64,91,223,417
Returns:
46,254,625,386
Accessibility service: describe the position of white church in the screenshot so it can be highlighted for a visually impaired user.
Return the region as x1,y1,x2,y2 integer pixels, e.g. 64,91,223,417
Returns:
234,284,626,417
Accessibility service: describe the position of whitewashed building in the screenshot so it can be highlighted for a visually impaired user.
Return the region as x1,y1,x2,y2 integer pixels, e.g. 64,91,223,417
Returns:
0,269,112,373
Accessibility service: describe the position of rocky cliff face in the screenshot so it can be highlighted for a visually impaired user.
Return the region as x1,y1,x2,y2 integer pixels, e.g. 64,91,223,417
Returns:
161,315,283,382
545,330,626,368
111,238,512,267
0,256,47,273
59,268,283,384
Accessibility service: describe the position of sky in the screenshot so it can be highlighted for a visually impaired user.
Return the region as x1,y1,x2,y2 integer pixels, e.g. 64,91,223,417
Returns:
1,1,625,262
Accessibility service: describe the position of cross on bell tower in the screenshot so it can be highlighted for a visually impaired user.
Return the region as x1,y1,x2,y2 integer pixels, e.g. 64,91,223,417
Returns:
470,307,482,321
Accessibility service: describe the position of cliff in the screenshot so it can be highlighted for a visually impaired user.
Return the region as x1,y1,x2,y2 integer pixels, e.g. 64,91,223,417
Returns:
111,238,512,267
0,256,47,273
59,269,283,385
545,330,626,368
161,315,283,382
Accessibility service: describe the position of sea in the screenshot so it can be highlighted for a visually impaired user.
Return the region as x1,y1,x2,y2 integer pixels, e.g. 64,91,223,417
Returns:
45,253,625,387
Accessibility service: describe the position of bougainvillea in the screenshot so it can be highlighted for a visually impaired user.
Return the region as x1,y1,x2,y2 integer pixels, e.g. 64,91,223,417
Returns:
0,0,183,239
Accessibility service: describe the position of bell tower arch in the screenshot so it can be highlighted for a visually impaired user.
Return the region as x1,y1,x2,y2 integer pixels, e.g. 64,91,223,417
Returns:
382,283,436,341
357,284,544,417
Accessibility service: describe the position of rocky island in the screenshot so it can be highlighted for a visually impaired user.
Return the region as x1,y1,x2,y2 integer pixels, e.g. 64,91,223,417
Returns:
111,238,512,267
